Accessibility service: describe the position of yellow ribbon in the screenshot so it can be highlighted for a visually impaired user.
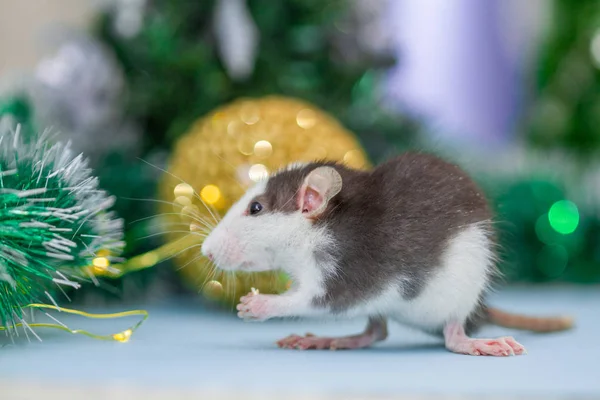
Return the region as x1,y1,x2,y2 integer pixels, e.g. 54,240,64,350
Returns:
6,237,196,342
0,304,148,342
98,234,202,278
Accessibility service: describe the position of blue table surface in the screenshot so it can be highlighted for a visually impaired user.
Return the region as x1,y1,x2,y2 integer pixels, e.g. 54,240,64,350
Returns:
1,285,598,399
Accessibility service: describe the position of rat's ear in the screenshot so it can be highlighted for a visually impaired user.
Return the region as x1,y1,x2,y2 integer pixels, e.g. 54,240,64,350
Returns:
298,166,342,218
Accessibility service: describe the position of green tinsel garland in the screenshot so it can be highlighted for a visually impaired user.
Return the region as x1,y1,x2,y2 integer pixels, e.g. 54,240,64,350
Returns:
0,119,124,335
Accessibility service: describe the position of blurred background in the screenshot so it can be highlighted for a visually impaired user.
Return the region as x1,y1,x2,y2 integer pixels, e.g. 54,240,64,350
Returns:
1,0,599,398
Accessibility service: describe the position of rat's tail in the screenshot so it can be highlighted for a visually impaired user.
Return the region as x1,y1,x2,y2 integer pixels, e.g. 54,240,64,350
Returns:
485,307,574,333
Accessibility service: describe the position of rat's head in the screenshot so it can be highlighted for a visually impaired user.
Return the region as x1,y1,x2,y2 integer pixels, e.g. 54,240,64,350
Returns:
201,163,342,272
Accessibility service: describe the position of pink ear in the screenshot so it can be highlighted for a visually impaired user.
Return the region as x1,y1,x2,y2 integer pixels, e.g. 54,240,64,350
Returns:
298,166,342,218
300,185,323,214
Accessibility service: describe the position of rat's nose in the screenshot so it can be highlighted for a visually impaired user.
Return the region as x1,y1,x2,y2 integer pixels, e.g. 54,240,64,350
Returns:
201,241,213,261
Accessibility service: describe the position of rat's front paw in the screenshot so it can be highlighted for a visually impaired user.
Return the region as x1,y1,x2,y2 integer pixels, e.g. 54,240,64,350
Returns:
237,292,276,321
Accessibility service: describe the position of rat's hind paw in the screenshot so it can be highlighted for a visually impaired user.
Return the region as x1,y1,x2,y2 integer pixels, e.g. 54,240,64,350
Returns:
444,322,527,357
449,336,527,356
469,337,526,356
276,333,334,350
276,331,379,350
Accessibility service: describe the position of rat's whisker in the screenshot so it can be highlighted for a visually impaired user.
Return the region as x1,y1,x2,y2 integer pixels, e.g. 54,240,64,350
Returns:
210,267,221,294
135,230,208,241
229,271,235,311
134,157,225,226
193,195,221,226
136,157,191,188
121,198,217,232
269,272,276,293
144,212,214,233
147,223,212,238
232,270,237,310
207,148,245,190
185,209,218,229
174,252,208,273
188,217,216,232
199,261,217,290
199,263,223,302
229,271,238,311
121,197,185,207
152,242,204,268
134,159,226,226
128,212,215,229
204,202,222,224
132,218,197,230
145,221,199,230
281,184,303,211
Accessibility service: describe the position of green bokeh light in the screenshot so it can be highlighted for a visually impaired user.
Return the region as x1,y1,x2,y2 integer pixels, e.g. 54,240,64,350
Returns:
537,244,569,278
548,200,580,234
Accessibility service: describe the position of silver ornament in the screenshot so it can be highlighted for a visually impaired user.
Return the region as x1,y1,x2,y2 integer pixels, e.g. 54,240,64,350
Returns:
112,0,147,38
213,0,260,81
29,35,142,165
333,0,394,65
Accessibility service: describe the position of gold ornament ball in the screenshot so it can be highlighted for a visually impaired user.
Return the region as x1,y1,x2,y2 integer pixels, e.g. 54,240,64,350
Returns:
159,96,370,304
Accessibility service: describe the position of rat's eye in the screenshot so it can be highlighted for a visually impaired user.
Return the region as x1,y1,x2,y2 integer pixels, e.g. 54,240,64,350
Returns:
249,201,263,215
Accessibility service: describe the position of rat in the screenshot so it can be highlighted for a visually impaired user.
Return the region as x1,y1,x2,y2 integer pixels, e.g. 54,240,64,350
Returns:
201,152,573,356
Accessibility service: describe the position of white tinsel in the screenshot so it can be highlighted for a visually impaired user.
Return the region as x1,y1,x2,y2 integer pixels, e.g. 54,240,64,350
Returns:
0,120,125,264
0,262,15,288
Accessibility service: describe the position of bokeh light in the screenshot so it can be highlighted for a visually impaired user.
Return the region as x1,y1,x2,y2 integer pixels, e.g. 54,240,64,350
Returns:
200,184,221,205
173,182,194,198
253,140,273,158
237,133,255,155
535,213,554,245
537,244,569,278
249,164,269,182
344,149,366,169
92,257,110,268
203,280,224,300
239,103,260,125
180,205,200,222
548,200,580,234
296,109,316,129
92,256,110,275
174,195,192,207
590,28,600,68
112,329,133,343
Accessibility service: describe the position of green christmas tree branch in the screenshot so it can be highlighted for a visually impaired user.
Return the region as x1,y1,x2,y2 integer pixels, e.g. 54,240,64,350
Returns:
0,120,124,334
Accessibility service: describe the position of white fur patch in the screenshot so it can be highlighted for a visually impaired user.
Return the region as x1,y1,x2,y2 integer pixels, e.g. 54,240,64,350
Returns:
201,176,334,317
247,212,335,318
343,222,494,330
